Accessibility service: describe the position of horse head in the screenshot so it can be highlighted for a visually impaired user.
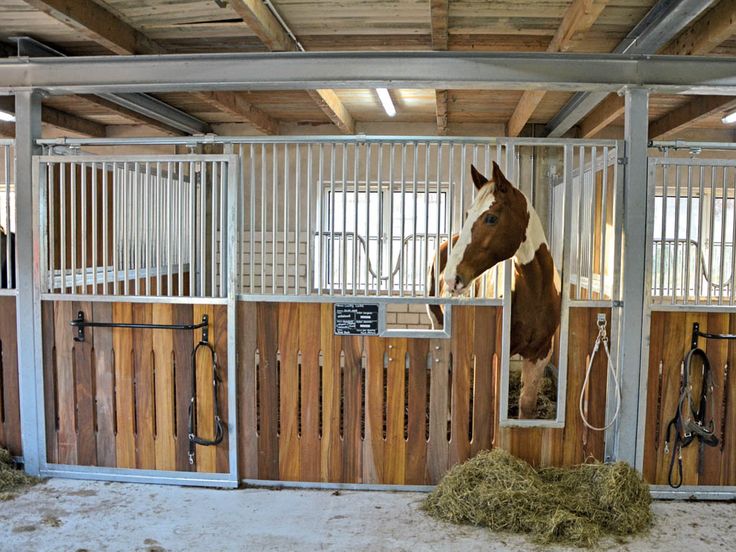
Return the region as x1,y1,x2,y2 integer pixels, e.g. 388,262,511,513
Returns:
444,162,530,294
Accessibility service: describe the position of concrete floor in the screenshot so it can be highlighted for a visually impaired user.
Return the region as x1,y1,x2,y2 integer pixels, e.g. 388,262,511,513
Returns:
1,479,736,551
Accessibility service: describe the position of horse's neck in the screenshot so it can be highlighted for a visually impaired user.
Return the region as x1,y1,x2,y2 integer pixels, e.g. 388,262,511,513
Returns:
512,200,560,294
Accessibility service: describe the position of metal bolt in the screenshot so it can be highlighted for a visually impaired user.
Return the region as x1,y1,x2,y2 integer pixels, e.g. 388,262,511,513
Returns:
388,357,393,362
434,346,440,350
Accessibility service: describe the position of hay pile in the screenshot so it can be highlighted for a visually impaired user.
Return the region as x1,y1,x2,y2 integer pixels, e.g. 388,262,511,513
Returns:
0,448,39,499
423,449,652,548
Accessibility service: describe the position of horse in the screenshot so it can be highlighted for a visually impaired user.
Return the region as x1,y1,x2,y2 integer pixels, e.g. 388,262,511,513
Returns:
427,162,561,419
1,225,15,289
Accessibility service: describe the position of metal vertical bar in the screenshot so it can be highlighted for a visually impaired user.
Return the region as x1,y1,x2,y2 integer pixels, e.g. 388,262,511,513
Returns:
144,162,151,295
283,146,289,295
249,145,256,294
15,89,44,475
684,166,693,303
176,161,183,297
423,143,430,297
659,163,668,298
354,143,360,295
399,144,406,298
273,145,278,294
295,145,301,295
47,160,55,292
329,144,336,296
731,167,736,306
672,165,681,303
226,148,240,487
695,166,705,304
599,147,608,300
412,143,418,297
377,143,384,295
620,87,650,469
91,162,98,295
306,144,313,294
221,159,227,297
447,143,454,266
435,142,442,298
707,166,716,305
123,162,130,296
165,162,172,295
388,143,395,295
364,143,371,296
155,162,161,297
316,144,324,295
200,160,207,296
213,160,220,297
261,146,267,294
718,166,727,305
343,143,349,295
60,163,67,293
588,147,596,299
576,147,584,300
133,162,140,296
71,161,78,294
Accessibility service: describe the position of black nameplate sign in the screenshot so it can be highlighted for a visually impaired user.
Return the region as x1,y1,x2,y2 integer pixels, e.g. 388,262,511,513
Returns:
334,304,379,336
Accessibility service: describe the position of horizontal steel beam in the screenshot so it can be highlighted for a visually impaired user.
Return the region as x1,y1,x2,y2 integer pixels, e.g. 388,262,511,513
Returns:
3,52,736,95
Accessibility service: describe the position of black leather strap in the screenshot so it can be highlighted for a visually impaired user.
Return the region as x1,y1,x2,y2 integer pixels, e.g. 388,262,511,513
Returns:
188,340,225,465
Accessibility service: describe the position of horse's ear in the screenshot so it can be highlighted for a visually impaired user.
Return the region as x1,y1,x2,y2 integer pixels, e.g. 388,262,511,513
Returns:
470,164,487,190
492,161,513,193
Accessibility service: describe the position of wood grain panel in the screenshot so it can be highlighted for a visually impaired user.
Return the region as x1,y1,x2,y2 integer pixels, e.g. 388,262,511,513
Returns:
0,296,21,457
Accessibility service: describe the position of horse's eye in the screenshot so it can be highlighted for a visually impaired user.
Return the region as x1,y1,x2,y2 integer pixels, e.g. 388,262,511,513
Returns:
484,214,498,225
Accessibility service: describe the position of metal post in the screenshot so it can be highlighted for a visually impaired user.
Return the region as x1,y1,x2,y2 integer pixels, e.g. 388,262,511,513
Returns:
619,87,649,468
15,89,44,475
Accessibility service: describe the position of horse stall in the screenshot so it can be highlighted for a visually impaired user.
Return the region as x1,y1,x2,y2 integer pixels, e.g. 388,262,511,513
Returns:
18,135,624,489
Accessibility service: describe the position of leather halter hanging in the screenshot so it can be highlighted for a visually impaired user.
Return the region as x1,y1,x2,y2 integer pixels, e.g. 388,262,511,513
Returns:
664,342,719,489
188,338,225,465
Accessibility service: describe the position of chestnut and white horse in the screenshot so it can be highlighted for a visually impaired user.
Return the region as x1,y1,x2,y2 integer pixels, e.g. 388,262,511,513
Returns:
427,162,561,419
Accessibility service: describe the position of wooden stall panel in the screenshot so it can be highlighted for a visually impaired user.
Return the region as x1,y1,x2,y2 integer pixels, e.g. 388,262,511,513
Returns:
643,311,736,486
0,296,21,457
41,300,228,473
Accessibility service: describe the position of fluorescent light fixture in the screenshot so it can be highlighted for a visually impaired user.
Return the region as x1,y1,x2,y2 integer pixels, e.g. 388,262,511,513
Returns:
376,88,396,117
722,110,736,124
0,110,15,123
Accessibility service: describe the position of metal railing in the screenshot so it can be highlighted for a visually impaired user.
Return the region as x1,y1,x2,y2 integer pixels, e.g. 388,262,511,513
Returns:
0,140,14,294
39,155,233,300
648,157,736,306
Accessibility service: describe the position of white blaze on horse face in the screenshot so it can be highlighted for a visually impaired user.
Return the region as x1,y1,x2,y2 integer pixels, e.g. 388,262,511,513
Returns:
444,183,495,294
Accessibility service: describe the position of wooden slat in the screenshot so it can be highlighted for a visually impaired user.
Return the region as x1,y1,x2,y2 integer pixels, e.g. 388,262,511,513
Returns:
132,303,155,469
642,311,665,483
427,336,450,483
257,302,279,479
237,301,259,479
113,302,135,468
0,296,21,456
701,312,729,485
725,313,736,484
278,302,300,480
449,306,473,467
152,303,176,471
320,303,343,482
54,300,77,465
649,97,736,140
580,95,625,138
429,0,449,50
73,301,96,466
172,303,195,471
92,302,115,467
384,337,407,485
193,304,216,472
41,301,57,464
306,89,355,135
342,334,363,483
214,304,229,474
363,335,386,484
405,338,429,485
562,307,590,466
661,0,736,56
471,306,496,455
298,303,322,482
435,90,448,135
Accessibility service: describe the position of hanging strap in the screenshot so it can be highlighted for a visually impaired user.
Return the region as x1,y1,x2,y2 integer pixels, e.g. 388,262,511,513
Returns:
188,340,225,465
579,315,622,432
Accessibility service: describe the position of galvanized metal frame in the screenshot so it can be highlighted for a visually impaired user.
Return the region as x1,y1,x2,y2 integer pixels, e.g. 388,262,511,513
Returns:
0,138,15,297
5,52,736,95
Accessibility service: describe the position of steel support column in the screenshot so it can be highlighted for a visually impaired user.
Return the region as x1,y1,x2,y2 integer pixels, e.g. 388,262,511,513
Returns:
14,89,44,475
615,87,650,466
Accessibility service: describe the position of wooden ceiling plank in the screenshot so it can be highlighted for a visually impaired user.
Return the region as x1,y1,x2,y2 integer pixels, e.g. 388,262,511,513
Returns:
0,95,106,137
22,0,165,56
649,96,736,139
435,89,448,135
580,94,624,138
22,0,279,134
508,0,610,137
229,0,355,134
584,1,736,138
430,0,449,51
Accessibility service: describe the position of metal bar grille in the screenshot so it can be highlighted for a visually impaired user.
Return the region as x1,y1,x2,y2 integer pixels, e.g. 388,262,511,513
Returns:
649,157,736,307
40,155,231,299
0,141,15,294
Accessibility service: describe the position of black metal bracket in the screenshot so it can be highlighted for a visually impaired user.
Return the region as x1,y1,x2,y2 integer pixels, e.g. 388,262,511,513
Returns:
71,311,209,343
691,321,736,350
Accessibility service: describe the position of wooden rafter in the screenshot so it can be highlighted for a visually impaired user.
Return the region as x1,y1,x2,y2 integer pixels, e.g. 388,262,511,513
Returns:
431,1,449,134
229,0,355,134
79,96,182,136
580,0,736,138
0,96,106,137
201,91,280,136
649,96,736,139
22,0,280,134
507,0,609,137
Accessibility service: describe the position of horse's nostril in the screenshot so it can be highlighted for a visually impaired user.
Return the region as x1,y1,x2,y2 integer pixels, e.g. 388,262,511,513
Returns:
455,275,463,288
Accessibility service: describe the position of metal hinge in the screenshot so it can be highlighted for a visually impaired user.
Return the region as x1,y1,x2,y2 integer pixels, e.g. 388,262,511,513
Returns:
612,300,623,308
617,157,628,165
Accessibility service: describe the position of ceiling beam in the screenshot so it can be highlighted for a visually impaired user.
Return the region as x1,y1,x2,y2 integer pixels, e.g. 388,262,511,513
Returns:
229,0,355,134
430,0,449,134
78,95,181,136
201,91,280,135
649,96,736,139
547,0,714,137
22,0,165,56
22,0,278,134
0,96,106,137
577,0,736,138
507,0,610,137
661,0,736,55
